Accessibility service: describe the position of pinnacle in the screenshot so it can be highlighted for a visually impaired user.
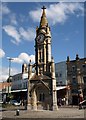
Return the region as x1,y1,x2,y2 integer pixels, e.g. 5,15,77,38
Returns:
40,6,48,27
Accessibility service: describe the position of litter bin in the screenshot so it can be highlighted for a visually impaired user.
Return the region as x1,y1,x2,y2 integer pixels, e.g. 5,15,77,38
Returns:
16,109,20,116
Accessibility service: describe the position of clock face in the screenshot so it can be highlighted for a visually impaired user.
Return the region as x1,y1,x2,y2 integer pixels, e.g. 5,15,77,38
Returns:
37,34,44,42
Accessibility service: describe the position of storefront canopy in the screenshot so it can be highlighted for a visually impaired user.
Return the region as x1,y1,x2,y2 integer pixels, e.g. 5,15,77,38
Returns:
56,86,67,91
11,89,27,92
11,86,67,93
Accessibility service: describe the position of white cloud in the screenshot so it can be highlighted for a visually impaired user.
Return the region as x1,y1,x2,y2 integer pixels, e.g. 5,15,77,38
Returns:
12,52,35,64
29,8,41,23
10,14,18,25
3,25,21,44
29,3,84,25
0,52,35,82
64,38,70,41
12,57,23,64
0,67,8,82
0,49,5,58
2,4,17,25
18,53,35,63
3,25,35,45
2,3,11,15
0,67,20,82
19,27,35,41
11,39,19,45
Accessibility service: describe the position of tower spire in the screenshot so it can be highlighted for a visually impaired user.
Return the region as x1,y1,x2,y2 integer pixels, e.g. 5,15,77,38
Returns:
40,6,48,27
42,6,46,17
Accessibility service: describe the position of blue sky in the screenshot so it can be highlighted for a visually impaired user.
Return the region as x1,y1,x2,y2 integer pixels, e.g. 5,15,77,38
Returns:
0,2,84,82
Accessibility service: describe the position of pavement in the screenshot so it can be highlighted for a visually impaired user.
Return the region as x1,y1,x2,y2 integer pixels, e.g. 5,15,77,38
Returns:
0,106,86,120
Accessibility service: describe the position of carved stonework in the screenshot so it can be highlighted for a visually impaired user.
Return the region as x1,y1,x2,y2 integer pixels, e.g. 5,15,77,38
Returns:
27,6,58,111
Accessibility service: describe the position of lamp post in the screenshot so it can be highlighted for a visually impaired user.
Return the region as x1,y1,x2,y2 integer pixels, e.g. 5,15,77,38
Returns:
7,57,14,98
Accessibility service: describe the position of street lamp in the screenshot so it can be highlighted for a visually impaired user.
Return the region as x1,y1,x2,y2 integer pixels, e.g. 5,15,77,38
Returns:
7,57,14,98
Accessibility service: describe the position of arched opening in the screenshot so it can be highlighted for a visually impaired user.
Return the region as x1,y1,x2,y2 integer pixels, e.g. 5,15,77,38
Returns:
31,82,52,110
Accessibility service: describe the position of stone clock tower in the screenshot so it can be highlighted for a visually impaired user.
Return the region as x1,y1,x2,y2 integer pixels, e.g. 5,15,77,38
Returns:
27,6,58,111
35,6,52,76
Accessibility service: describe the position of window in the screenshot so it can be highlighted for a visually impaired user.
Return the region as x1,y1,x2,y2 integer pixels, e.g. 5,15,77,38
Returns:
83,77,86,83
39,51,41,62
60,81,62,85
82,64,85,68
72,89,78,94
56,72,62,78
59,73,62,77
72,65,75,71
72,77,77,85
56,73,58,77
18,77,19,80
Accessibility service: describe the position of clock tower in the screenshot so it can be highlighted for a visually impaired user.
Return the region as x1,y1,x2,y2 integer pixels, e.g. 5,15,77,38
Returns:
35,6,51,75
28,6,58,111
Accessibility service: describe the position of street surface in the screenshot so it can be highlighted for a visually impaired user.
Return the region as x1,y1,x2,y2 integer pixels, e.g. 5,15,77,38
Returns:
0,106,86,119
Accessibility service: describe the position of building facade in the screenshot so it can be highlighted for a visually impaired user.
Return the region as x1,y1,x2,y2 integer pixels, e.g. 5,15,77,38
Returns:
66,54,86,105
55,62,67,105
0,82,11,103
55,61,67,86
11,63,29,101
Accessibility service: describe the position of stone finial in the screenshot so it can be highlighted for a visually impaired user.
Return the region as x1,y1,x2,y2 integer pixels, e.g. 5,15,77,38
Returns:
29,59,31,63
76,54,79,60
67,56,70,62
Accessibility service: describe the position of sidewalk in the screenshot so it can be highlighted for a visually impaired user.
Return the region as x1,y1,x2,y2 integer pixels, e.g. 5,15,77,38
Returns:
59,105,79,108
1,107,85,119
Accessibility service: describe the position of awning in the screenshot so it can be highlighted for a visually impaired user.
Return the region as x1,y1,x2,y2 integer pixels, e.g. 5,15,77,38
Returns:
11,89,27,93
56,86,67,91
10,86,67,93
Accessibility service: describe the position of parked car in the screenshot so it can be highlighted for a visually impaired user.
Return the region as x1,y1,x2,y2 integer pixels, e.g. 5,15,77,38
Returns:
79,100,86,109
10,100,20,106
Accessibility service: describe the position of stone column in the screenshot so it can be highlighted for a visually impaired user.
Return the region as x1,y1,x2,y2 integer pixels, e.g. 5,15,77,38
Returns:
52,81,58,111
32,90,37,110
27,62,32,110
66,86,70,105
47,38,51,62
38,49,39,75
43,42,46,72
27,79,32,110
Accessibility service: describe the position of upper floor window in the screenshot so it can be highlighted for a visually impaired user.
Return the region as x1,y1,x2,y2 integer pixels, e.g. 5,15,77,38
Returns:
56,73,58,77
72,77,77,85
59,81,62,85
83,77,86,83
59,73,62,77
82,64,85,68
72,65,75,71
56,72,62,78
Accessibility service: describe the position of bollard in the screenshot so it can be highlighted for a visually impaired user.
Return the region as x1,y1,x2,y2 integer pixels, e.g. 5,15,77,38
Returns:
16,109,20,116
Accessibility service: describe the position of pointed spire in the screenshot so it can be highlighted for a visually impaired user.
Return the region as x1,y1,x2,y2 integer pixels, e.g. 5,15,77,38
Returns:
42,6,46,17
40,6,48,27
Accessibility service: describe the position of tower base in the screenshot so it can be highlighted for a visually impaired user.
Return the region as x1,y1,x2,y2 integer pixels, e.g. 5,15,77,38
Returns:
27,103,32,110
32,105,37,111
52,102,58,111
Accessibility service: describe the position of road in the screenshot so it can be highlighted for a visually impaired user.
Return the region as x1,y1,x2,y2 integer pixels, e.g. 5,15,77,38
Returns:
0,106,86,120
